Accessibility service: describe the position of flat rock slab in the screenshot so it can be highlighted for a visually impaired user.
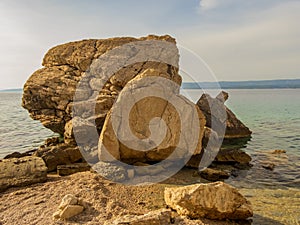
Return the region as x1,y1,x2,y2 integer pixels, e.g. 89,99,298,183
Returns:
57,163,91,176
0,156,47,192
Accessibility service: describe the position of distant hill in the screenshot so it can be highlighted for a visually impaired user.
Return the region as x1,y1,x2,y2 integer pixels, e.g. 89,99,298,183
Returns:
0,88,22,93
1,79,300,92
182,79,300,89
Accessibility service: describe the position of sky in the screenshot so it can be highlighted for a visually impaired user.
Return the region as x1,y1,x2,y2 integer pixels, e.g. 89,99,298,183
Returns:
0,0,300,89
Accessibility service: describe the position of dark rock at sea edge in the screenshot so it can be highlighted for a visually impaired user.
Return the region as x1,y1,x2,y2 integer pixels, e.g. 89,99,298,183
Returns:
3,149,37,159
197,91,252,139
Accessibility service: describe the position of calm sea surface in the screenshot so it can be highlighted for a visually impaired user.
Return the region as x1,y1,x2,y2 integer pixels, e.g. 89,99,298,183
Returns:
0,89,299,188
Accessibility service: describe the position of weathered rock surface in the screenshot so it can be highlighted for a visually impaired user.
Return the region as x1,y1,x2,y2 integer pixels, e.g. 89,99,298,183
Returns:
22,35,179,137
91,161,127,182
53,194,86,220
214,148,252,165
98,69,206,164
0,156,47,191
57,163,91,176
199,168,230,181
197,91,252,139
34,143,83,172
22,35,185,167
108,209,172,225
164,182,253,220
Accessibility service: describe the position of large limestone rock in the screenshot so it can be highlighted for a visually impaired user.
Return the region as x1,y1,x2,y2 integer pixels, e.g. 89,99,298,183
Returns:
22,35,180,137
164,182,253,220
98,69,206,164
0,156,47,191
197,91,252,139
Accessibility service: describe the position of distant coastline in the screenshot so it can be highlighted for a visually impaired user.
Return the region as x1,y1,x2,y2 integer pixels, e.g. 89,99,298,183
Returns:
1,79,300,92
0,88,22,93
182,79,300,89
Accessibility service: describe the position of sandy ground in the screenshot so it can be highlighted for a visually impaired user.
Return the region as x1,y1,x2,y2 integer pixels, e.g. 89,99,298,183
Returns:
0,169,299,225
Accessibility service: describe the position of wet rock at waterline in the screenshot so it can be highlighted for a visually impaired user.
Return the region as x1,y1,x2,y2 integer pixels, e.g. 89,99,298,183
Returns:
197,91,252,139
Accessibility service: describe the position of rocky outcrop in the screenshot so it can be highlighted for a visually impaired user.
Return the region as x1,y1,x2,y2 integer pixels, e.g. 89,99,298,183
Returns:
164,182,253,220
22,35,179,137
0,156,47,191
197,91,252,139
98,69,206,164
21,35,252,179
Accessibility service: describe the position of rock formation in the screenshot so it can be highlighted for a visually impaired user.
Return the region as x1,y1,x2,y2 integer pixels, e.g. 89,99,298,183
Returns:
22,35,179,136
164,182,253,220
22,35,209,171
22,34,252,177
197,91,252,139
0,156,47,191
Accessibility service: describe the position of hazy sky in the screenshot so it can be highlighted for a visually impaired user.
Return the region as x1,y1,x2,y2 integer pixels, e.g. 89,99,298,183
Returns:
0,0,300,89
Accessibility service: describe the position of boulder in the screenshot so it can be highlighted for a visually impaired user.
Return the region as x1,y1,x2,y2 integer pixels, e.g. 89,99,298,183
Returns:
22,35,180,138
22,35,183,167
197,91,252,139
0,156,47,191
164,182,253,220
34,143,83,172
107,209,172,225
98,69,206,164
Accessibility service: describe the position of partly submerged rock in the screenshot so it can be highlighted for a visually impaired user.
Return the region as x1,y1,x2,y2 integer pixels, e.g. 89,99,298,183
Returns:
198,168,230,181
214,148,252,165
3,149,36,159
164,181,253,220
0,156,47,191
197,91,252,139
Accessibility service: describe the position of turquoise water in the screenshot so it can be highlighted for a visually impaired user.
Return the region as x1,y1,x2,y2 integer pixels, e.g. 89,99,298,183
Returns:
0,89,299,188
0,92,55,158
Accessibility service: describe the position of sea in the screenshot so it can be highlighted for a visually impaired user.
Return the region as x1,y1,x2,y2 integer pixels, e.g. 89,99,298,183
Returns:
0,89,299,189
